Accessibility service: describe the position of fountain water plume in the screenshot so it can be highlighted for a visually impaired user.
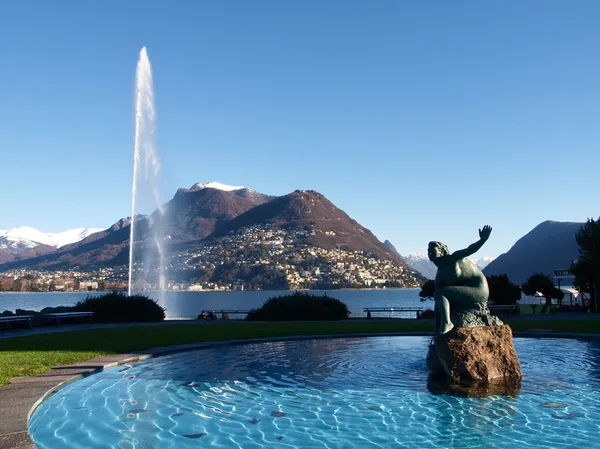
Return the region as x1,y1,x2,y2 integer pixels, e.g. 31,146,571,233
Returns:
128,47,165,298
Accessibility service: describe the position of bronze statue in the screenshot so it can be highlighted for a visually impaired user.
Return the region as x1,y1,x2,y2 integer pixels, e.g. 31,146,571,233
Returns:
428,225,492,336
425,225,522,391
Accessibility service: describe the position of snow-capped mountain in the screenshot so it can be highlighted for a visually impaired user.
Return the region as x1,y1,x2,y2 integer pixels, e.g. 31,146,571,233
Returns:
403,253,438,279
473,256,495,270
0,227,104,249
403,252,495,280
190,182,246,192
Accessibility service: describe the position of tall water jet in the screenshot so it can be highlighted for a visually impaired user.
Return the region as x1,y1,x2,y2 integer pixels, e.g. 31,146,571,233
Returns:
128,47,165,298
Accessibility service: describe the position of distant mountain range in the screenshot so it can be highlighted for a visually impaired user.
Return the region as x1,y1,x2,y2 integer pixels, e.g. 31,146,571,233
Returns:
1,186,587,291
0,227,103,264
483,220,583,284
400,251,495,280
0,182,414,278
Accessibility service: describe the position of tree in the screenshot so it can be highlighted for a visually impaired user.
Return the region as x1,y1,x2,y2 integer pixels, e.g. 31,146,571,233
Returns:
572,218,600,312
487,275,522,305
419,279,435,301
521,273,564,314
571,258,594,309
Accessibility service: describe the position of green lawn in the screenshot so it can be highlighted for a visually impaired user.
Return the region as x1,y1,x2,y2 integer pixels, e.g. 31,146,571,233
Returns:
505,319,600,333
1,318,598,387
0,321,431,386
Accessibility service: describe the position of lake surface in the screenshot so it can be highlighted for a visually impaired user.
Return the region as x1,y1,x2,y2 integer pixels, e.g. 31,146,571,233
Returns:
0,289,430,319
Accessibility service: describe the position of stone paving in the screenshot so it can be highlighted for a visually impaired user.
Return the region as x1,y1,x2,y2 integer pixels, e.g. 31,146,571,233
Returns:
0,352,152,449
0,319,214,340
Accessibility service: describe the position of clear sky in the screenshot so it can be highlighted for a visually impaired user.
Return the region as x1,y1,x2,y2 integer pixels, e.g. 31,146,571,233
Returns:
1,0,598,258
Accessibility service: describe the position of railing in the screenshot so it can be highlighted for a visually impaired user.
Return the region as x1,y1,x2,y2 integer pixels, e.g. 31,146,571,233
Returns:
363,307,424,319
44,312,95,326
0,315,33,329
488,305,518,315
198,310,251,320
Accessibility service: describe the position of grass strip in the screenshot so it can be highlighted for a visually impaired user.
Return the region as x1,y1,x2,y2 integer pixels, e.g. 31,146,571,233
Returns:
0,321,431,385
1,319,598,386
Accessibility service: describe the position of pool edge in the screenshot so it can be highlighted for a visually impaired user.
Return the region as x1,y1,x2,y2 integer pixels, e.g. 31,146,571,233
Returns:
4,330,600,449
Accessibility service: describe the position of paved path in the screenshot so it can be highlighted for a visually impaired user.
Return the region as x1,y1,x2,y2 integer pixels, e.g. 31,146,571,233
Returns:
0,319,212,339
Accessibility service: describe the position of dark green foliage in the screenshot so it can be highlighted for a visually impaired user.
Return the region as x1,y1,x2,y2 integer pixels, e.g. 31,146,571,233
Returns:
522,273,564,314
420,309,435,318
419,280,435,301
15,309,36,316
572,218,600,312
419,275,522,307
246,292,349,321
487,275,522,305
73,291,165,323
40,306,77,314
571,259,594,306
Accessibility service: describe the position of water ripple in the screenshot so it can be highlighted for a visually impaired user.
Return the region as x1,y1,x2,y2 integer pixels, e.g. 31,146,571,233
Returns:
30,336,600,448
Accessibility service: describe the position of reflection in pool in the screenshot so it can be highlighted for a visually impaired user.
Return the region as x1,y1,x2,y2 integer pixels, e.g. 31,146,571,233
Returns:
29,336,600,448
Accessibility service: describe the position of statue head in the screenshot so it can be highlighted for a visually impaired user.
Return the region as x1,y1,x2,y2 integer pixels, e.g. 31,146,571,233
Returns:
428,241,449,262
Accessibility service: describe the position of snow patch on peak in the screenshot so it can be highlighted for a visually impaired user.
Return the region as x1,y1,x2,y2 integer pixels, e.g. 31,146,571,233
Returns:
191,181,246,192
406,252,427,260
0,227,104,248
403,252,496,279
472,256,495,270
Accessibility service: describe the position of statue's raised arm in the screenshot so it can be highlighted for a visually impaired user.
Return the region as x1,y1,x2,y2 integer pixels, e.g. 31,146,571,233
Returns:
451,225,492,260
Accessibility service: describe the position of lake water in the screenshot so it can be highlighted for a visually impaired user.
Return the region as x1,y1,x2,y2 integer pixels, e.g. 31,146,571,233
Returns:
0,289,430,319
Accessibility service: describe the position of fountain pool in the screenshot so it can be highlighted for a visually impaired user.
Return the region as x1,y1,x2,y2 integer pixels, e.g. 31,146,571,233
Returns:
29,336,600,448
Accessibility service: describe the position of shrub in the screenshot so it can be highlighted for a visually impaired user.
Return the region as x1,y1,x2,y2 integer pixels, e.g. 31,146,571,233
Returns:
420,309,435,319
419,280,435,301
15,309,37,316
73,291,165,323
246,292,349,321
39,306,75,314
487,275,522,305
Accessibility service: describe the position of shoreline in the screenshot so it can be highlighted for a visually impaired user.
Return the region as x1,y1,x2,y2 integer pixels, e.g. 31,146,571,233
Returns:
0,287,421,294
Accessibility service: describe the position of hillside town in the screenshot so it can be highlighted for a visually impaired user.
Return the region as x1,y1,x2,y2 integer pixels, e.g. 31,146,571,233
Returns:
0,224,423,292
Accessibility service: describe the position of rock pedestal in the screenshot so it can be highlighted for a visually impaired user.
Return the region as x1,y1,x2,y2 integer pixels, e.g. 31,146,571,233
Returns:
432,325,522,385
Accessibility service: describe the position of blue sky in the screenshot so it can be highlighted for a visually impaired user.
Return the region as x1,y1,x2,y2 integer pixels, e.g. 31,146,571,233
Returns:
0,1,598,258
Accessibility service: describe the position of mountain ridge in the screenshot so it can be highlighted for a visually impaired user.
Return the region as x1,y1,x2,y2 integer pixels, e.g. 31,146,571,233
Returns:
0,227,104,264
0,184,415,281
211,190,408,266
483,220,583,284
402,251,495,280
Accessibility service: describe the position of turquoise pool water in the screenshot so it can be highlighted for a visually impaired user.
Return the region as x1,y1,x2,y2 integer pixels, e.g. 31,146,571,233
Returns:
29,337,600,448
